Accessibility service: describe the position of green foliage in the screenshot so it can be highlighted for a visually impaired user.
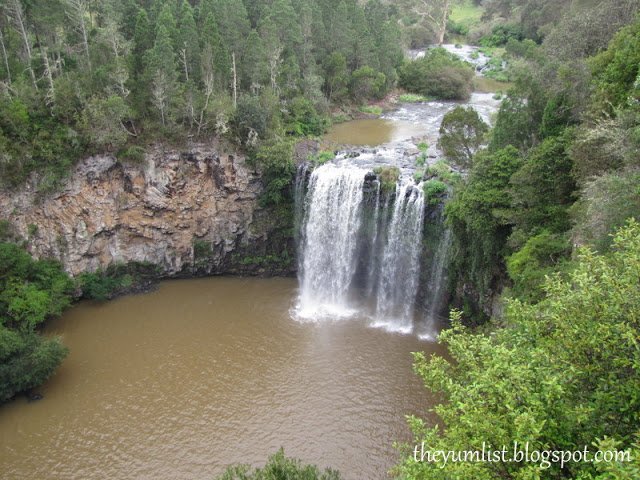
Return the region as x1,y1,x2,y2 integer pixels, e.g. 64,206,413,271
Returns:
449,0,483,35
398,93,431,103
349,66,386,104
589,18,640,112
117,146,146,164
571,168,640,252
236,251,291,269
508,133,575,246
446,146,522,310
254,137,296,206
506,230,571,303
373,166,400,194
193,239,213,264
399,48,475,101
283,97,329,137
80,96,132,152
489,93,538,152
398,221,640,479
0,220,20,243
309,151,335,166
425,160,460,184
0,243,73,401
0,328,68,403
78,262,159,301
423,180,448,206
358,105,383,116
217,449,341,479
438,106,489,168
0,96,83,192
0,0,405,193
479,23,524,47
232,93,280,147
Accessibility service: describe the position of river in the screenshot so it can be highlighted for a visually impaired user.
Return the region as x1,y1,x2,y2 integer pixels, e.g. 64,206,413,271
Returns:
0,278,443,479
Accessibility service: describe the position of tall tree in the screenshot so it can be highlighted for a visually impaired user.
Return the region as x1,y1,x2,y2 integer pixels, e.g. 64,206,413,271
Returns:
177,0,200,84
6,0,37,89
148,5,178,126
401,0,458,45
65,0,92,71
200,12,230,91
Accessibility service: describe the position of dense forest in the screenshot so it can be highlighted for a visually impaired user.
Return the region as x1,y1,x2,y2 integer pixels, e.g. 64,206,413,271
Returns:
1,0,640,478
0,0,408,193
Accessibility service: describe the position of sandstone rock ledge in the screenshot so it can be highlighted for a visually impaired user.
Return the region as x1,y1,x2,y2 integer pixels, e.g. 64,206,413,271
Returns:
0,143,294,277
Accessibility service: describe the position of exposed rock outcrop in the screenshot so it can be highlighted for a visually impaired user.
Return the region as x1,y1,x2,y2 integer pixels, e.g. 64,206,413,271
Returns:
0,142,295,277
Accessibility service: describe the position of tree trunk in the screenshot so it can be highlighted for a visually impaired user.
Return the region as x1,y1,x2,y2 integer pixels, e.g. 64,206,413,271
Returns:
68,0,92,71
9,0,37,89
0,27,11,84
39,44,55,109
232,52,237,109
438,0,451,45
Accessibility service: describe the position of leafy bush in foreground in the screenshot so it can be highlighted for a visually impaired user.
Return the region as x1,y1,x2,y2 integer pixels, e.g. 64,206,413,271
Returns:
217,449,341,480
397,220,640,480
0,243,73,401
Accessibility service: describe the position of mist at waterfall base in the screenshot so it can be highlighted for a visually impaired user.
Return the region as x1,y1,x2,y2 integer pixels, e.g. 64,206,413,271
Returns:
294,162,449,340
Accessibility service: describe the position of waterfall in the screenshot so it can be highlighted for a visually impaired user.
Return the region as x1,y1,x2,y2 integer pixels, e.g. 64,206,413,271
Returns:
420,228,452,340
296,162,430,334
365,181,384,298
373,183,425,333
297,164,366,318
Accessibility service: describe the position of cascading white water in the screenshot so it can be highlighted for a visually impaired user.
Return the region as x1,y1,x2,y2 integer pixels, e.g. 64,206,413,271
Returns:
420,228,452,340
297,164,366,318
373,182,426,333
296,162,428,334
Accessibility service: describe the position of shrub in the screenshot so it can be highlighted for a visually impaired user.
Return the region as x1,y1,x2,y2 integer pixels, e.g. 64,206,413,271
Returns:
571,168,640,252
479,23,524,47
359,105,383,116
254,137,296,206
350,66,387,103
217,449,341,479
0,243,74,402
232,93,279,147
438,106,489,168
506,230,571,303
399,48,474,100
310,151,334,166
373,166,400,193
117,145,146,164
398,221,640,479
284,97,329,137
79,262,159,301
423,179,448,205
398,93,431,103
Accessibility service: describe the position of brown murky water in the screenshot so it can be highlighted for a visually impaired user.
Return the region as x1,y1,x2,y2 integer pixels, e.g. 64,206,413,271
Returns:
0,278,443,480
324,118,428,146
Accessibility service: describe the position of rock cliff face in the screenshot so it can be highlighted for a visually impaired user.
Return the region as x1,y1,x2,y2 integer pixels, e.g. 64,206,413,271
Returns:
0,143,294,277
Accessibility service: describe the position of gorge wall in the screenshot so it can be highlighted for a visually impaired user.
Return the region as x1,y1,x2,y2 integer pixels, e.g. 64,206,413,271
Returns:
0,142,294,277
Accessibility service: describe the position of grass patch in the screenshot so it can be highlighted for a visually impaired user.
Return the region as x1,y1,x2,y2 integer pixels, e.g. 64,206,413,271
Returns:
309,150,335,166
373,166,400,193
425,160,461,184
450,0,483,29
359,105,383,116
473,76,512,94
423,179,448,205
398,93,432,103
